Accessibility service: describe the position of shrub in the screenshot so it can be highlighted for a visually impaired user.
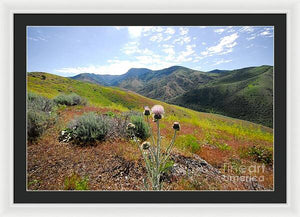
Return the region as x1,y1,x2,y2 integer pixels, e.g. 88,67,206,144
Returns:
64,173,89,190
68,112,111,144
27,92,54,112
27,110,49,140
54,93,86,106
130,115,150,140
248,145,273,165
27,92,56,141
239,145,273,165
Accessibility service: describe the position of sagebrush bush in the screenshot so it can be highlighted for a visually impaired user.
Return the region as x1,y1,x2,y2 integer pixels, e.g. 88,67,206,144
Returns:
27,92,54,112
27,92,56,141
27,110,49,140
130,115,150,140
54,93,86,106
68,112,111,144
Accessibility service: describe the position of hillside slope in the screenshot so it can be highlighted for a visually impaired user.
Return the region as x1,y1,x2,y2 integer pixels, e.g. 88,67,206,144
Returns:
169,65,273,127
70,65,273,127
71,66,217,99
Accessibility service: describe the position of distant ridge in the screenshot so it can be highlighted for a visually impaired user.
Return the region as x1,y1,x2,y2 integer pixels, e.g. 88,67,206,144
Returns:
70,65,273,127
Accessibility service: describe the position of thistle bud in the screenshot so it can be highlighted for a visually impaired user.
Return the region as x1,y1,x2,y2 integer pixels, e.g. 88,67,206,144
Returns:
172,122,180,131
143,106,151,116
142,141,150,150
126,123,136,130
151,105,164,120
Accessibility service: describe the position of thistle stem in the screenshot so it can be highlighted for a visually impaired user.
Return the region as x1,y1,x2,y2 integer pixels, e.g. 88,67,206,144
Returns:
132,131,153,188
156,120,161,189
161,130,177,169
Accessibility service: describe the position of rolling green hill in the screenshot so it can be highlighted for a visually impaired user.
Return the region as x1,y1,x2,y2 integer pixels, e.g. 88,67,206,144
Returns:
70,65,273,127
28,72,272,139
169,65,273,127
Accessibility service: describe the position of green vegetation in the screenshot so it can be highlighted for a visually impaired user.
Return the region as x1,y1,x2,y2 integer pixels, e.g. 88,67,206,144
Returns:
176,134,201,153
170,66,273,127
64,173,89,190
67,112,111,144
28,72,141,111
53,93,86,106
239,145,273,165
214,141,232,151
71,65,274,128
27,92,57,141
28,72,273,146
130,115,150,140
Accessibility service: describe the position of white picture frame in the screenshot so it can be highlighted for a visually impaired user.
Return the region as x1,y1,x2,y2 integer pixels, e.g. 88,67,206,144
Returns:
0,0,299,216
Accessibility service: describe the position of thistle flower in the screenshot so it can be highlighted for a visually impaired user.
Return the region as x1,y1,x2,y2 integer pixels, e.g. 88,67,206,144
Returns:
142,141,150,150
172,122,180,131
126,123,136,130
151,105,164,120
143,106,151,116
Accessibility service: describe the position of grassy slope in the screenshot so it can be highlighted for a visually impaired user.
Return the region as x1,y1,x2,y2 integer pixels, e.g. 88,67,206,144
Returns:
27,72,274,190
169,66,273,127
28,72,273,142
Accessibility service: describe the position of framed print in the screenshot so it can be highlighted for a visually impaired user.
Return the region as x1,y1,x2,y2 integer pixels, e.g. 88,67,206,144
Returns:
1,0,300,214
12,13,287,203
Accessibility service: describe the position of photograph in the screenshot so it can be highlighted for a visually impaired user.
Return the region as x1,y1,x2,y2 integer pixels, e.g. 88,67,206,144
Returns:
26,25,274,191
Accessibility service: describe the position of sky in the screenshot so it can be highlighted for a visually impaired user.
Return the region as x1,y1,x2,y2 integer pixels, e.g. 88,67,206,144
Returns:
27,26,274,76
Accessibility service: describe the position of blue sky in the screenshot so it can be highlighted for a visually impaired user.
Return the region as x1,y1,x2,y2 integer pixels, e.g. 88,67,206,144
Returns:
27,26,274,76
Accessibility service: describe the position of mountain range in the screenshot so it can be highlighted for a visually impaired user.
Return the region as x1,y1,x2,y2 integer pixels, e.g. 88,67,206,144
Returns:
70,65,274,127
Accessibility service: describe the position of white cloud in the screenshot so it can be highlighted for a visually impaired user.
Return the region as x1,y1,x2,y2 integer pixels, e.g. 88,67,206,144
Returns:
239,26,254,33
214,29,225,34
121,41,156,56
201,33,239,57
150,33,164,42
127,26,161,38
55,61,143,75
162,44,175,55
173,36,191,45
164,35,172,41
152,26,164,32
165,27,175,35
122,41,140,55
260,31,271,36
127,26,144,38
28,37,38,41
176,44,196,62
28,36,47,42
179,27,188,35
55,56,179,76
213,59,232,66
202,42,206,45
246,36,256,41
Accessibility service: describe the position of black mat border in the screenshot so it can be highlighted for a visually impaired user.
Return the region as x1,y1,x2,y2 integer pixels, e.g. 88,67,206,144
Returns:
14,13,286,203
